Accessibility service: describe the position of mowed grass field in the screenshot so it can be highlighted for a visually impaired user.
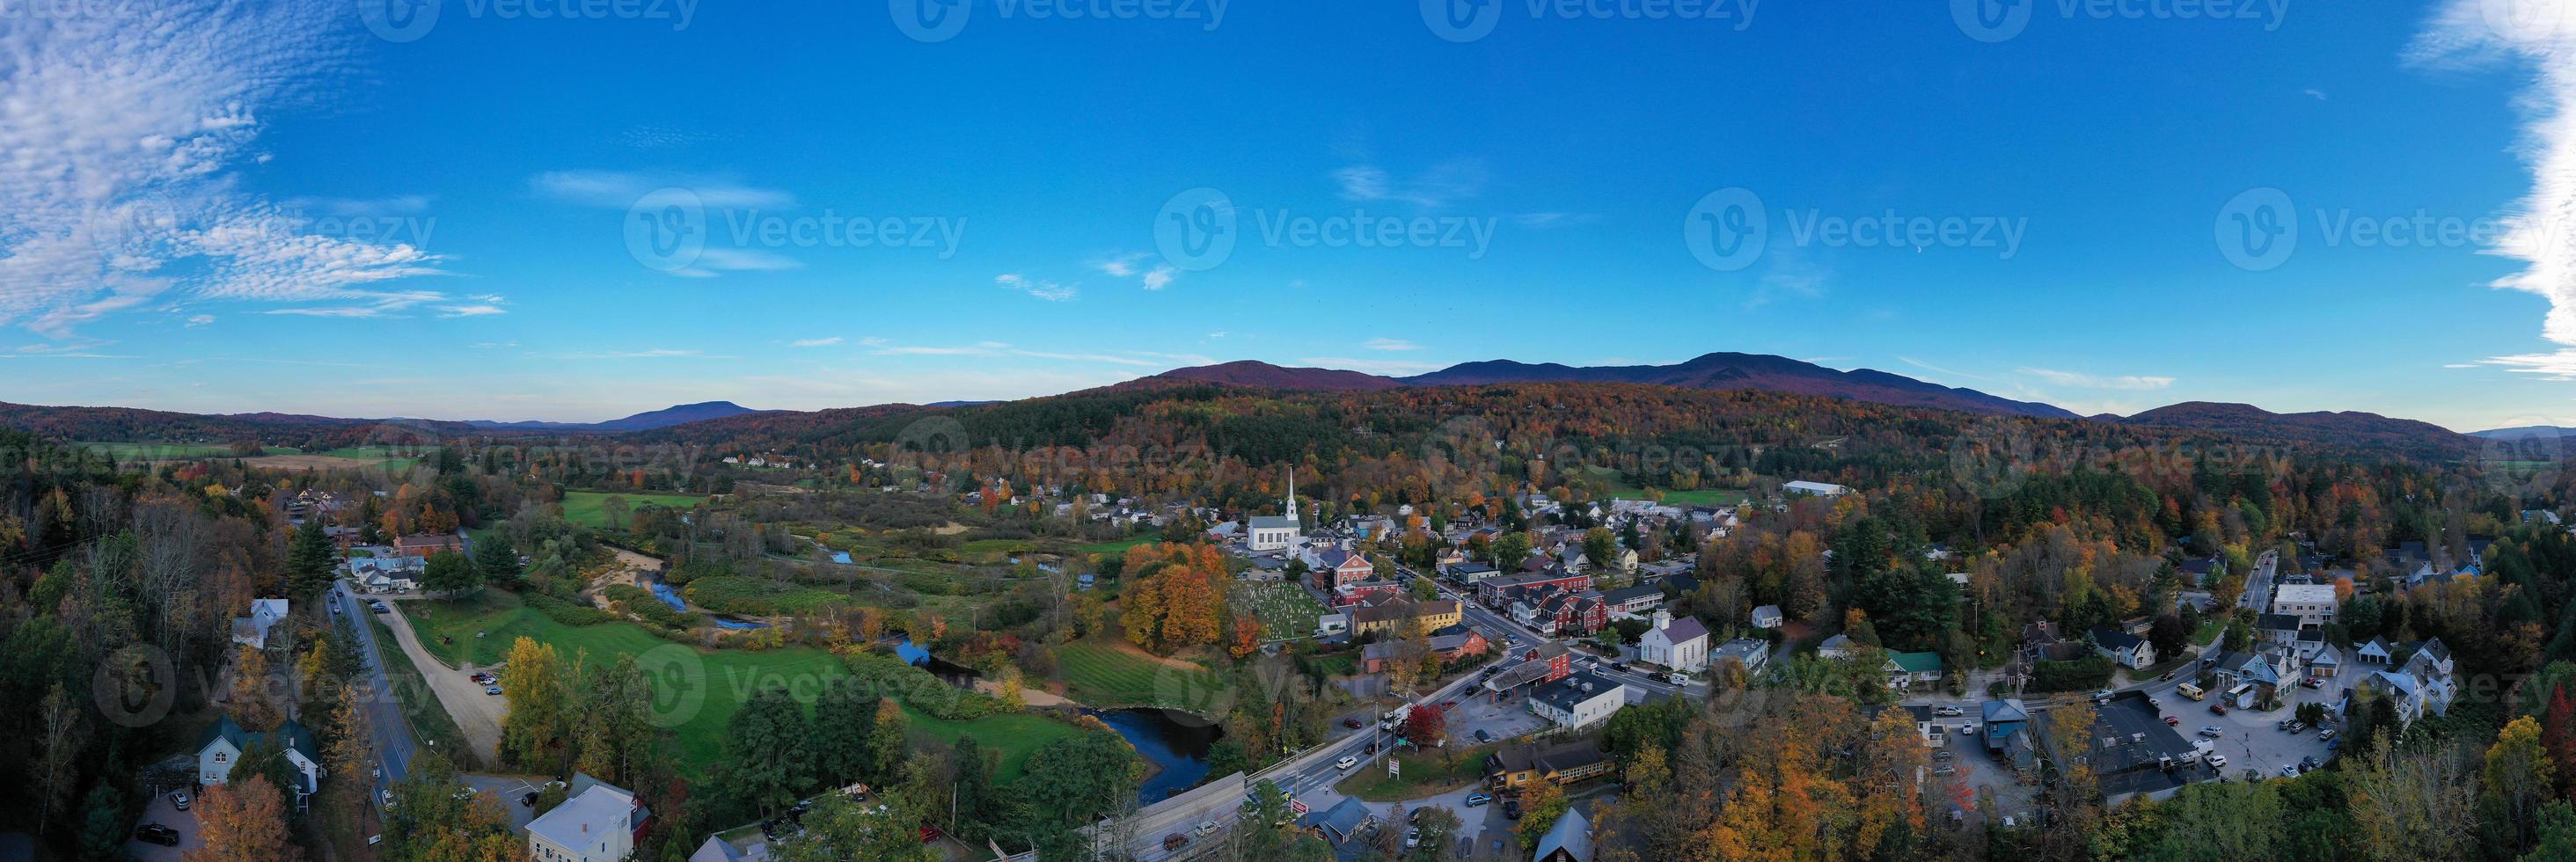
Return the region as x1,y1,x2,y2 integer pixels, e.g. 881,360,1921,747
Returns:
1055,638,1225,709
80,441,297,460
399,589,1078,780
561,490,705,528
1073,530,1163,554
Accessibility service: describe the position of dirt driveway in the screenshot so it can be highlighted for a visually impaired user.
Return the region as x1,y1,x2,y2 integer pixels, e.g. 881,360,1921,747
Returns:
381,597,507,766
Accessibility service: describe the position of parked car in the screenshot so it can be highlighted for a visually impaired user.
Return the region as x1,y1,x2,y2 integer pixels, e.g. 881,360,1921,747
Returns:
2199,726,2224,738
1464,793,1492,807
381,789,394,808
485,685,502,696
918,825,942,843
2302,677,2325,689
1474,728,1492,743
135,824,181,846
2090,690,2116,702
2164,715,2181,727
2158,670,2177,681
2281,764,2301,778
1934,705,1965,717
171,792,190,811
2283,720,2306,734
1336,756,1358,771
1407,827,1421,848
2207,755,2228,769
2316,728,2338,741
1933,764,1957,776
2209,703,2229,715
1933,750,1955,762
520,792,538,807
1504,800,1523,820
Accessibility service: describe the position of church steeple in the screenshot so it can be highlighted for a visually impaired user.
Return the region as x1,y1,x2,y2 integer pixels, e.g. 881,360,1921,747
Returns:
1284,467,1299,521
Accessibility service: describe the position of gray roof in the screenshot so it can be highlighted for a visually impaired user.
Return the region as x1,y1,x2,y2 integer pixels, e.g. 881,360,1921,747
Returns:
1982,698,2030,724
1529,670,1622,713
1306,796,1372,841
527,783,636,850
1599,584,1663,606
2089,625,2146,652
1533,807,1592,862
1248,515,1298,530
1652,615,1710,646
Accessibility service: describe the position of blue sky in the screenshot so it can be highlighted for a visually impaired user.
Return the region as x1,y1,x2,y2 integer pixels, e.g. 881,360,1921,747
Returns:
4,0,2574,430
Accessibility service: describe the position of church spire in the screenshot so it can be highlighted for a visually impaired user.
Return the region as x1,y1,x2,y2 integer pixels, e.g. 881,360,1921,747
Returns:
1284,467,1298,521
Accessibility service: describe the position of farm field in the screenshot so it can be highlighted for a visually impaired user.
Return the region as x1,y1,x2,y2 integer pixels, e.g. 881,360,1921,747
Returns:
562,490,705,529
245,446,434,471
1055,638,1225,709
1074,530,1163,554
80,441,297,460
396,588,1080,781
1237,583,1328,640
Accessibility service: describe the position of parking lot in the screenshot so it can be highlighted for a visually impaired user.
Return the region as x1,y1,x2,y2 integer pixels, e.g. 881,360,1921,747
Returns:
462,773,557,831
2174,685,2341,781
124,792,201,862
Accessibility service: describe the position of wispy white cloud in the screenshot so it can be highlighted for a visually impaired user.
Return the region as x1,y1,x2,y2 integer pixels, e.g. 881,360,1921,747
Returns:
1140,266,1178,291
2302,88,2330,101
2411,1,2576,366
1330,160,1489,209
184,314,215,328
529,171,794,209
995,274,1077,301
790,337,844,347
670,247,800,278
2018,368,2176,391
1365,338,1422,351
1093,252,1179,291
0,2,470,339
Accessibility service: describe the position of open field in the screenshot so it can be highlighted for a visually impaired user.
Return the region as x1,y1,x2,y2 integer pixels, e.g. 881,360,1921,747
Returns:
1055,638,1224,708
396,588,1079,779
1074,530,1163,554
562,490,705,529
79,441,285,460
1580,465,1746,507
364,612,480,771
1238,583,1328,640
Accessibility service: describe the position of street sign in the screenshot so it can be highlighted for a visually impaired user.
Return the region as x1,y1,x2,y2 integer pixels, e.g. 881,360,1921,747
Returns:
1290,799,1309,815
1389,757,1401,777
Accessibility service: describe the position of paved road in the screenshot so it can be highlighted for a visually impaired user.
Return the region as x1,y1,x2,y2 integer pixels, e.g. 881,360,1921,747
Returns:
330,580,416,807
2237,549,2279,613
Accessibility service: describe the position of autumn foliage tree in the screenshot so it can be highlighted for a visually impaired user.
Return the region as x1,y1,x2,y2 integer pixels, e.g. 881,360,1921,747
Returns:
187,776,298,862
1118,543,1226,654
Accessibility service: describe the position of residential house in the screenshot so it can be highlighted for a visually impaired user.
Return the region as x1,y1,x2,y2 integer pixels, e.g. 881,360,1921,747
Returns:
2271,583,2338,626
1597,584,1665,619
1300,796,1374,844
2305,642,2343,679
1304,547,1376,592
1350,599,1461,637
1636,610,1711,673
198,715,324,808
1710,638,1770,676
1887,705,1944,747
2205,647,2296,709
1749,604,1783,629
2361,638,2459,723
1981,699,2031,756
351,556,424,593
1359,631,1489,673
231,598,290,650
1533,807,1594,862
2089,625,2155,669
1817,633,1861,661
393,532,464,558
526,775,648,862
2357,638,2394,665
1329,579,1403,608
1887,651,1944,690
2031,691,2215,807
2257,614,2304,648
1485,741,1616,792
1527,671,1626,729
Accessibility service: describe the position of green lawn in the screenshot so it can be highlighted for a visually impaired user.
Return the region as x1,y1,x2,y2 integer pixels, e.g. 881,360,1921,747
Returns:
1331,742,1498,801
1073,531,1163,554
1238,583,1328,640
1055,639,1223,709
365,613,480,771
1578,465,1745,507
562,490,705,529
79,441,292,460
394,588,1081,782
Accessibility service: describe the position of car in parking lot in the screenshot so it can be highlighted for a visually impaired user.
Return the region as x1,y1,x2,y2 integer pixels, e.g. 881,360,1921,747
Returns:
381,789,394,808
2199,726,2224,738
2207,754,2228,769
1933,765,1957,776
1465,793,1492,807
2164,715,2181,727
2316,728,2337,741
2281,764,2301,778
171,792,190,811
1932,749,1954,761
2282,720,2305,733
521,791,538,807
1336,756,1358,770
2301,677,2324,689
485,685,502,696
134,824,181,846
2208,703,2229,715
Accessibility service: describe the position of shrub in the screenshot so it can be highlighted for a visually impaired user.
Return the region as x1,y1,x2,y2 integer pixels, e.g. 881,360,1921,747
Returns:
602,584,701,629
837,648,1006,721
2031,655,2116,692
523,592,611,626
